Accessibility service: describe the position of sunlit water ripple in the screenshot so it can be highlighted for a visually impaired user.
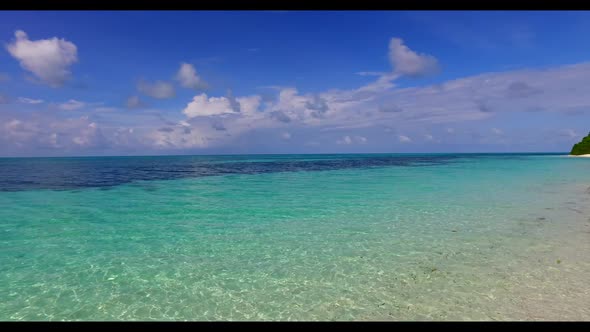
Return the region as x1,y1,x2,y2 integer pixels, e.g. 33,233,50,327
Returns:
1,153,589,320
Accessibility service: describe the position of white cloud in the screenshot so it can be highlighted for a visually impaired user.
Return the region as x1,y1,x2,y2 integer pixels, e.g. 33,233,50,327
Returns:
1,115,104,150
275,88,309,113
3,119,39,143
71,122,98,146
183,94,237,118
147,122,211,149
7,36,590,155
264,88,340,125
173,61,590,149
58,99,86,111
137,80,175,99
354,73,400,95
237,95,262,115
389,37,440,77
175,63,207,90
18,97,44,104
332,38,436,100
6,30,78,87
336,135,367,145
398,135,412,143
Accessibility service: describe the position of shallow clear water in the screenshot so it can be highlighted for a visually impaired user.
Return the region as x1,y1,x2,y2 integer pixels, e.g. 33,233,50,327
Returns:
1,153,589,320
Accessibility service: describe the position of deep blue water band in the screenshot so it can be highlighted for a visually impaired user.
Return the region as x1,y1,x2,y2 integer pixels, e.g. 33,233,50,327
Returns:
0,153,563,191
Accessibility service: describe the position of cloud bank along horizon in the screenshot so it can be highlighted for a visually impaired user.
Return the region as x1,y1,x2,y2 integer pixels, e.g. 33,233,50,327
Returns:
1,14,590,156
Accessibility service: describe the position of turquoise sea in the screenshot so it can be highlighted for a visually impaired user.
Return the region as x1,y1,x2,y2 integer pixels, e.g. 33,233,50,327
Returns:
1,153,589,320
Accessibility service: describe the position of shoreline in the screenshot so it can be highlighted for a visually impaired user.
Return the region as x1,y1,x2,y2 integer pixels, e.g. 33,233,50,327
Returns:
568,154,590,157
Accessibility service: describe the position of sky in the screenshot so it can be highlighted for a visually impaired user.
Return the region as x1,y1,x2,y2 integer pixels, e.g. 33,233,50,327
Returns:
1,10,590,157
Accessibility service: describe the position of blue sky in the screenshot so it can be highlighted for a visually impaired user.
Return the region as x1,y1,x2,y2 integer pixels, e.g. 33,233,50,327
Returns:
1,11,590,156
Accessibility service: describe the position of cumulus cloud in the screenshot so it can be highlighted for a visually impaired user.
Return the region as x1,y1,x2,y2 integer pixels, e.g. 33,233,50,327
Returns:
6,30,78,87
58,99,86,111
154,60,590,152
389,38,439,77
262,87,356,126
274,88,309,116
2,119,39,144
236,95,262,115
137,80,175,99
6,36,590,155
210,119,226,131
182,94,237,118
175,63,207,90
147,123,210,149
18,97,44,104
182,91,262,119
305,95,330,118
270,110,291,123
70,122,100,146
1,115,104,152
197,61,590,150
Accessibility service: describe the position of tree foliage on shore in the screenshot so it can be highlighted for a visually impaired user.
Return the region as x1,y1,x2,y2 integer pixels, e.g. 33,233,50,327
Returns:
570,132,590,155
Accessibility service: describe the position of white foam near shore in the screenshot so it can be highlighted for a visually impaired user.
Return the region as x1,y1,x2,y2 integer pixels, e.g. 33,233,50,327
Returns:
568,154,590,157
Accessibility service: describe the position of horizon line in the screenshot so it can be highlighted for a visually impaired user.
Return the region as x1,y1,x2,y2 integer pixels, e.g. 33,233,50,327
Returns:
0,151,570,159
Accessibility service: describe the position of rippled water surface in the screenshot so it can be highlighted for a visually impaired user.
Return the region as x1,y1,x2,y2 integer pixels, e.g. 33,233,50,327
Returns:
1,153,589,320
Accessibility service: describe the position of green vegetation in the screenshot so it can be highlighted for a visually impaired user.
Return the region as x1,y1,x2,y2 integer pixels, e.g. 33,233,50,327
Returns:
570,132,590,155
